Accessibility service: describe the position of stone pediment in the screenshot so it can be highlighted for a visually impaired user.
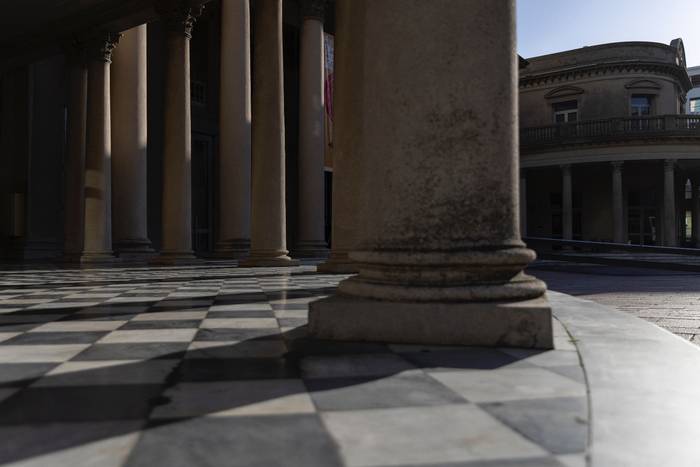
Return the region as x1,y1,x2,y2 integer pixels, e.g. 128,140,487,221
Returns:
544,86,585,99
624,79,662,90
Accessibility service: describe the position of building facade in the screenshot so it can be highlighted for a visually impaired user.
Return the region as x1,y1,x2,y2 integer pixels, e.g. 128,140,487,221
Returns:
519,40,700,247
0,0,335,262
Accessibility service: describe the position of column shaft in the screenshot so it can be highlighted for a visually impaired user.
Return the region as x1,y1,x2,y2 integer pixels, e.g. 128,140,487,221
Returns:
111,24,153,257
216,0,251,258
663,160,677,247
562,165,573,240
295,1,329,258
82,35,119,262
612,162,624,243
310,0,551,348
316,0,362,273
519,174,527,238
240,0,298,266
156,6,199,262
64,49,87,260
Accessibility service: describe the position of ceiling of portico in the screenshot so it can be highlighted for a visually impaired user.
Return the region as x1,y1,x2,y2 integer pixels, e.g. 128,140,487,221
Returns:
0,0,209,71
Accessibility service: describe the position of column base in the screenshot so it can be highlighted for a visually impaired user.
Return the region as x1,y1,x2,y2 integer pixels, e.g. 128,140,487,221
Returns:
309,294,553,349
214,239,251,259
150,251,201,265
239,250,300,267
114,239,155,260
292,240,330,259
316,252,359,274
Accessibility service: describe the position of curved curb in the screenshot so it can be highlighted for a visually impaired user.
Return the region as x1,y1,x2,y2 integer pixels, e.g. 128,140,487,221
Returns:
550,291,700,467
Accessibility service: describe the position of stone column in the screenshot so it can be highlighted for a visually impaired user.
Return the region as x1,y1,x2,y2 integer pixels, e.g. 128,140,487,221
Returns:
519,172,527,238
294,0,329,258
310,0,552,348
216,0,251,258
240,0,298,266
561,164,573,240
693,177,700,247
111,24,153,258
316,0,361,274
612,161,624,243
63,44,88,261
81,34,120,263
664,159,677,247
154,3,201,263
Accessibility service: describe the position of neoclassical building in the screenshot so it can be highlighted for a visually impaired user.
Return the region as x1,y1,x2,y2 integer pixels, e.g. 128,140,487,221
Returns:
519,40,700,247
0,0,335,263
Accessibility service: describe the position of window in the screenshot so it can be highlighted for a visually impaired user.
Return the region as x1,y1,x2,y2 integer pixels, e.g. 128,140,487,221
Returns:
553,100,578,123
690,98,700,115
630,95,652,116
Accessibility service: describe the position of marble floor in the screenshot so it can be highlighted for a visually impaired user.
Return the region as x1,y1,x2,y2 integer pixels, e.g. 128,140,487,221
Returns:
0,263,587,467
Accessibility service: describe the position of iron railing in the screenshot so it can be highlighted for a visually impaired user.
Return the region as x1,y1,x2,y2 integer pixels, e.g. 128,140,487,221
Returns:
521,115,700,148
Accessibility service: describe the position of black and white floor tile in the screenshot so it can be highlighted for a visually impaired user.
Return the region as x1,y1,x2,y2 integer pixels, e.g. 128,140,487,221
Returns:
0,263,588,467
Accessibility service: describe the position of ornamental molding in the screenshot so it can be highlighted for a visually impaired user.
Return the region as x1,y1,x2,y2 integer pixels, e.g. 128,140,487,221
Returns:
520,61,692,92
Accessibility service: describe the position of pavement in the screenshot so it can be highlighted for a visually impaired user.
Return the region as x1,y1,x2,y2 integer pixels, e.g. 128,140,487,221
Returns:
529,261,700,345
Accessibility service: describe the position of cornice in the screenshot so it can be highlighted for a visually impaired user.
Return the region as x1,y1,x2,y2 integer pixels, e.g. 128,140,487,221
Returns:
520,61,692,92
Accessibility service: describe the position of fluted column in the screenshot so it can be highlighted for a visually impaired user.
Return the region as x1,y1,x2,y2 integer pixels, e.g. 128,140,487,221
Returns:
63,44,88,261
216,0,251,258
520,172,527,238
664,159,677,247
294,0,329,258
310,0,552,348
612,161,624,243
111,24,153,258
81,34,120,263
316,0,361,274
240,0,298,266
154,3,201,263
561,164,573,240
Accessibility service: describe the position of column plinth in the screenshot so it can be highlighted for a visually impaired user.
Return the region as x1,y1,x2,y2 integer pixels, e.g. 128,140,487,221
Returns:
215,0,252,259
663,159,677,247
81,33,120,264
309,0,552,348
239,0,298,267
152,3,202,264
111,24,154,259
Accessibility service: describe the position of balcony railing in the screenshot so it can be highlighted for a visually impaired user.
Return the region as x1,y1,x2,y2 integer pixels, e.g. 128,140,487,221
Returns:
521,115,700,148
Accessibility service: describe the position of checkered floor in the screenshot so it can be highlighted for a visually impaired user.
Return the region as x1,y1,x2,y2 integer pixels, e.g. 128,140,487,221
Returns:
0,263,588,467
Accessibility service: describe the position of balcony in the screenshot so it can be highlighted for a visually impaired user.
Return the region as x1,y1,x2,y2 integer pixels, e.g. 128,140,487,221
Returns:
521,115,700,150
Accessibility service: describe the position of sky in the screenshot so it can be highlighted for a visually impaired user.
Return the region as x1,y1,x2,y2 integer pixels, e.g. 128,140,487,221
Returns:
517,0,700,66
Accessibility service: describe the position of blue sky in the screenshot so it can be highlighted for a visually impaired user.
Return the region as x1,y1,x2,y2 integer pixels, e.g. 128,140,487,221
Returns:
517,0,700,66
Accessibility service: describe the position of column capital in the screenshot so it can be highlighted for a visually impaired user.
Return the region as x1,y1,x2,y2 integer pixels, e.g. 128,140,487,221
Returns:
156,1,204,38
82,33,121,63
560,164,572,173
664,159,677,171
301,0,326,20
611,161,624,171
